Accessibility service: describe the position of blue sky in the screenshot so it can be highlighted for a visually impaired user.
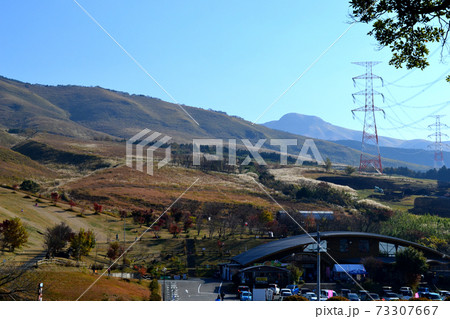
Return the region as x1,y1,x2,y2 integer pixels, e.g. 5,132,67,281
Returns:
1,0,449,140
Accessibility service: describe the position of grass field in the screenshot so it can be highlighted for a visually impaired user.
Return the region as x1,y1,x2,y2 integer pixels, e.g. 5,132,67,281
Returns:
35,267,151,301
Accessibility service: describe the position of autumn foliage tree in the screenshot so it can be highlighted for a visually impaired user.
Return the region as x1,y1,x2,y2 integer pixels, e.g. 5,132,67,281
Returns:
0,218,29,252
183,213,194,233
169,224,181,238
70,229,96,260
93,203,103,214
106,241,124,261
68,200,76,211
50,192,60,204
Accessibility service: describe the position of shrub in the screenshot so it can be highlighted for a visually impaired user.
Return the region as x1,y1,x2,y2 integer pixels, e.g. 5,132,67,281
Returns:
150,293,161,301
19,180,40,193
345,166,356,175
283,295,308,301
149,278,159,292
327,296,349,301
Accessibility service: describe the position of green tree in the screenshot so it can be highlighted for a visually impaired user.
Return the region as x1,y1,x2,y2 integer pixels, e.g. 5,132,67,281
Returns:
0,218,28,252
395,247,429,288
287,264,303,284
70,229,96,260
418,236,449,254
259,210,273,225
324,158,332,172
44,222,73,257
19,180,40,193
350,0,450,81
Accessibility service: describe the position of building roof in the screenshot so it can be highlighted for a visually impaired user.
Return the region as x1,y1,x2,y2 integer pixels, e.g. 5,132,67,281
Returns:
238,265,290,273
231,231,449,266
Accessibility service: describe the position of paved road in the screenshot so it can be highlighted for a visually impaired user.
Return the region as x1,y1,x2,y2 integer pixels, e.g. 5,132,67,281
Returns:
159,278,235,301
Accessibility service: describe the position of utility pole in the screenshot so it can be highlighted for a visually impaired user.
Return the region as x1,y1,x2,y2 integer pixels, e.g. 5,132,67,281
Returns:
316,228,320,301
428,115,448,168
299,211,334,301
351,62,385,174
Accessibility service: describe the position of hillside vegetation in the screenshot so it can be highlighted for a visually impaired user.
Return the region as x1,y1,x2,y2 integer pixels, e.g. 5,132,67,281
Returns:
0,76,429,169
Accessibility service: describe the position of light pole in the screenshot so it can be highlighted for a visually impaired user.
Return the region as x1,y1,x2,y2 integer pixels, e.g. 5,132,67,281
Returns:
299,211,334,301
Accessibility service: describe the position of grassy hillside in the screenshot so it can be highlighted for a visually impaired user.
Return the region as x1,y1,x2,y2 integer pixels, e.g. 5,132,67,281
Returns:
0,77,114,139
0,129,22,147
37,269,151,301
12,140,111,171
0,146,57,184
0,75,427,169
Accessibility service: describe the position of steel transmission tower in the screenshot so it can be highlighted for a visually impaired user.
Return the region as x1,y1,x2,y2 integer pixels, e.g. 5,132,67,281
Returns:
428,115,448,168
351,61,385,173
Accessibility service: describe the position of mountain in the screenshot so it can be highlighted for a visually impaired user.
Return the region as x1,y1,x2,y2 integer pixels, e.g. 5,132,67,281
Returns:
334,140,450,168
263,113,446,150
0,76,429,170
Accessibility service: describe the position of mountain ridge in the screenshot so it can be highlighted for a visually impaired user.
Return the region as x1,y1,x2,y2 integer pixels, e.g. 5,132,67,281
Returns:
263,112,445,150
0,75,429,170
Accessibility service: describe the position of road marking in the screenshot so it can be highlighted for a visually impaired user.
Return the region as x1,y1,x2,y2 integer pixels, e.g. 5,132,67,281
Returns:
197,283,202,294
218,281,223,294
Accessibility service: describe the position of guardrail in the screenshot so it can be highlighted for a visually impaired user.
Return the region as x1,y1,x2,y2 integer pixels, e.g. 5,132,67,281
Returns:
36,257,87,267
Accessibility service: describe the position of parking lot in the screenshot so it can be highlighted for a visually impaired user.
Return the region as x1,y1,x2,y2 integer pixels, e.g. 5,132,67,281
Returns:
159,278,236,301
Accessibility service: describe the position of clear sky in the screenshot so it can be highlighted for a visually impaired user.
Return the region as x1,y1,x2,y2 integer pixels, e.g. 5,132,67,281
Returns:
1,0,449,140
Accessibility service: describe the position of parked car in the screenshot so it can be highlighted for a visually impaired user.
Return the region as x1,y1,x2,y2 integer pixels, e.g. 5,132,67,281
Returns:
347,293,360,301
268,284,280,295
418,287,429,294
361,293,380,301
438,290,450,298
383,292,400,301
422,292,442,301
286,284,299,295
300,288,312,295
303,292,318,301
399,287,413,300
400,286,412,293
358,290,370,299
321,289,337,299
280,288,293,297
240,291,253,301
237,286,250,298
340,289,351,298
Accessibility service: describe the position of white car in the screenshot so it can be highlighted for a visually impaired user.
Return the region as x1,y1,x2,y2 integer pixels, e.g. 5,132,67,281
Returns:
280,288,292,297
303,292,318,301
321,289,337,299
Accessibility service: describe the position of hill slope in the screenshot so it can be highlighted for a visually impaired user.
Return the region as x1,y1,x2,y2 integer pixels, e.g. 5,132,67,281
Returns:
263,113,444,150
0,76,427,169
334,140,450,168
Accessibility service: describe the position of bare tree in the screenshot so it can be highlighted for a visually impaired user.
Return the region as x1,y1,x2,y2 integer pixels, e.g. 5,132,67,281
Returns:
0,262,39,301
